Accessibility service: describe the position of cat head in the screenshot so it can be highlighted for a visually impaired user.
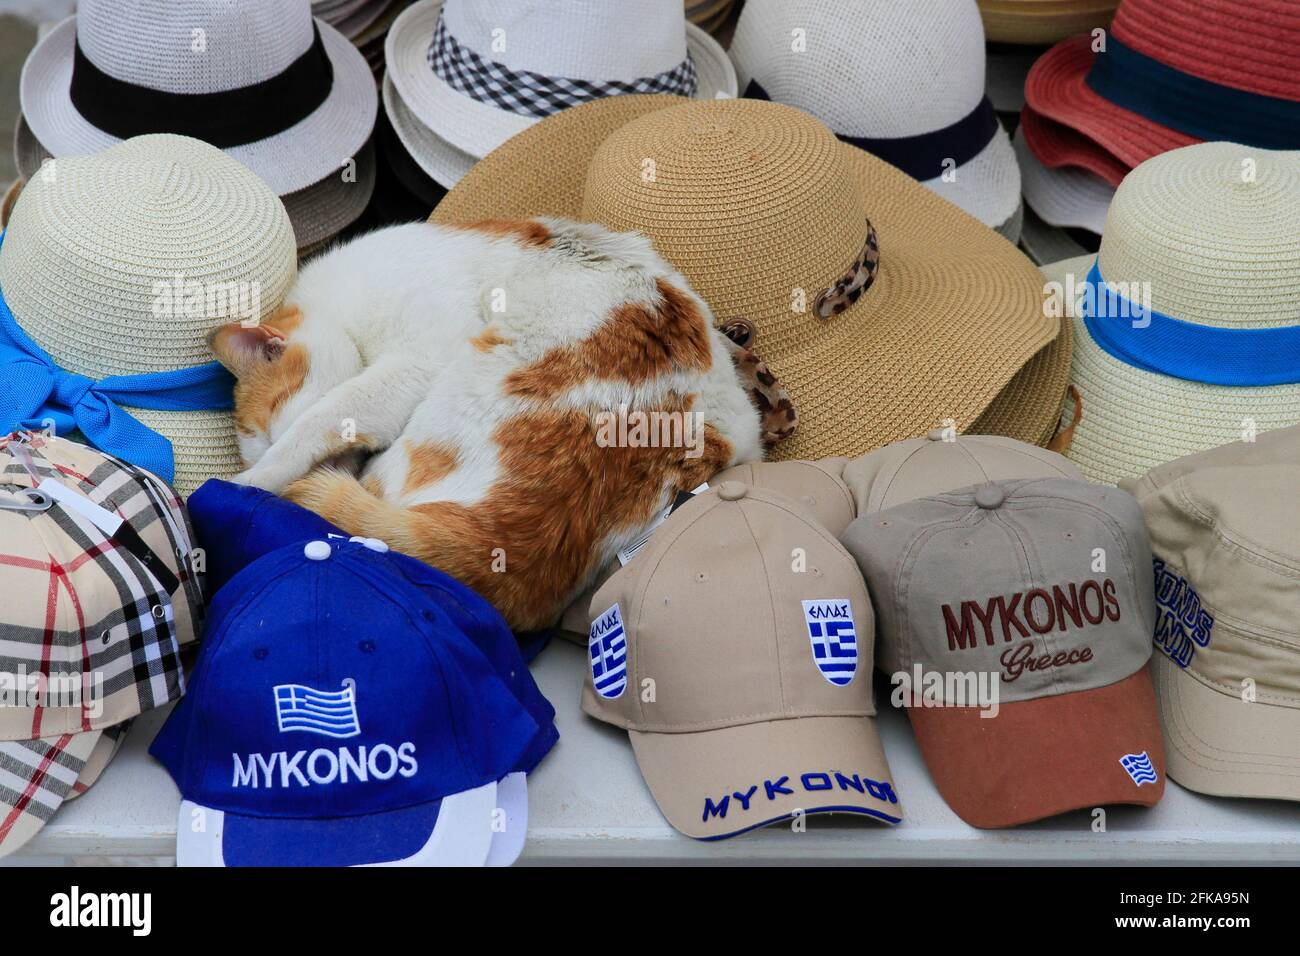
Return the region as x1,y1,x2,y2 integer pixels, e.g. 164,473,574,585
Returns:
209,305,317,466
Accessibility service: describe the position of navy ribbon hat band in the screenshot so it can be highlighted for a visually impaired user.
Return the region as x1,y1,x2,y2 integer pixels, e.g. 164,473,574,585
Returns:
743,79,999,182
1085,36,1300,149
1081,260,1300,387
69,25,335,148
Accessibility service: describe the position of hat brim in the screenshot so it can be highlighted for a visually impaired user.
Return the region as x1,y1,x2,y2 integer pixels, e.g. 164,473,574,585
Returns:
1019,104,1128,187
484,770,528,867
1024,34,1198,172
977,0,1118,45
431,93,1071,458
0,731,100,858
64,721,130,801
382,70,476,189
1041,255,1300,484
386,0,737,164
14,114,366,252
628,715,901,840
1153,651,1300,801
19,16,378,196
1014,124,1113,234
176,782,498,867
908,667,1164,828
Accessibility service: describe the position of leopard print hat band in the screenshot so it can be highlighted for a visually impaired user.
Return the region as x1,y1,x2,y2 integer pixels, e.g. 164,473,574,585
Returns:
815,219,880,319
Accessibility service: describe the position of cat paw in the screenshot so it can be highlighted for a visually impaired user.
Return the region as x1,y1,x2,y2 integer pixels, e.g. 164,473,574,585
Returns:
230,464,298,494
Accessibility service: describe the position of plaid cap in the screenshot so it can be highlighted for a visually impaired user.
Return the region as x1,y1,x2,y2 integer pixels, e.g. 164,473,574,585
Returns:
65,719,131,801
0,432,191,858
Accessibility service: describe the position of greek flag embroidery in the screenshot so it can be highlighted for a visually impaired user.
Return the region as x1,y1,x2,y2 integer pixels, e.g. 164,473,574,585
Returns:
802,599,857,686
1119,751,1158,786
274,681,361,739
590,603,628,699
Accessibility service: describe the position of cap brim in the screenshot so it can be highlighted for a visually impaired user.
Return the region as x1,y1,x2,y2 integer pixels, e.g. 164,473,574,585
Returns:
0,731,100,858
431,93,1069,457
1024,34,1198,172
485,771,528,867
176,782,498,867
907,667,1165,828
1153,651,1300,800
628,715,901,840
64,721,130,801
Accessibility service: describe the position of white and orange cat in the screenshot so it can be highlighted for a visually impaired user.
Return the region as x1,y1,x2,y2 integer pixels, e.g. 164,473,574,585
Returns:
210,218,771,631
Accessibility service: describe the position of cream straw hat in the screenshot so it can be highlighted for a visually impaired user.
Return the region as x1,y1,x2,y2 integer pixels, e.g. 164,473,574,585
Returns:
19,0,377,197
433,95,1070,460
1043,141,1300,485
0,135,297,497
385,0,736,188
730,0,1023,240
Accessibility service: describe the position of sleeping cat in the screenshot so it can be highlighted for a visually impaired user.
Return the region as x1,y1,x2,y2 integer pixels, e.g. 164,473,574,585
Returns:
210,217,775,631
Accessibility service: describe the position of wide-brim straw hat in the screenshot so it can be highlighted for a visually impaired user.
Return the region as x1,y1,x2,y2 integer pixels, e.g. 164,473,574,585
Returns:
1025,0,1300,173
20,2,377,197
730,0,1022,239
977,0,1117,45
386,0,736,188
0,135,297,496
1042,142,1300,485
1014,125,1113,234
431,95,1071,459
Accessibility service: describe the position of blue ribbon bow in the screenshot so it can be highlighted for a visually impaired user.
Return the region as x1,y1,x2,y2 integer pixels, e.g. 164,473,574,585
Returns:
0,239,235,483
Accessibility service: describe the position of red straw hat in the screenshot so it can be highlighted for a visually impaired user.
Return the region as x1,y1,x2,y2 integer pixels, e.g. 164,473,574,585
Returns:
1019,103,1129,186
1025,0,1300,170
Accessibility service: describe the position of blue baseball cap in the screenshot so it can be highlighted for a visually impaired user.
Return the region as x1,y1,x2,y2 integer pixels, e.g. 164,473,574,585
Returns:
187,479,558,772
150,537,541,866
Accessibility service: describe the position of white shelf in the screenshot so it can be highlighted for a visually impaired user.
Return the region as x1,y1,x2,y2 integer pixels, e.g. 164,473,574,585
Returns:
11,640,1300,865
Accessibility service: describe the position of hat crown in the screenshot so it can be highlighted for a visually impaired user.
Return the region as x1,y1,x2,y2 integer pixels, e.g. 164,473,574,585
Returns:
441,0,689,80
580,98,868,358
1099,142,1300,330
730,0,987,136
77,0,316,94
0,134,296,376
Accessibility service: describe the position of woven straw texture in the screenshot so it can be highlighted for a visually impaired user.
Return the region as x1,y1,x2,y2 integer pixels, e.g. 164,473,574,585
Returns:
729,0,1021,232
1015,125,1113,234
0,134,297,495
387,0,735,172
432,95,1068,460
1019,101,1128,187
1050,142,1300,484
382,69,477,188
20,1,377,196
1026,0,1300,171
977,0,1117,44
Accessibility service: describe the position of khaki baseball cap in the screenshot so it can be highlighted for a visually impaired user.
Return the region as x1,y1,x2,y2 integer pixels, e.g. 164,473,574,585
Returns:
583,481,902,839
843,430,1082,515
841,477,1163,828
1120,426,1300,801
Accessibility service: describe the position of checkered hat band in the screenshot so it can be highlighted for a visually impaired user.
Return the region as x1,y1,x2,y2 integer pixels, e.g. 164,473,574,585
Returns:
426,14,698,119
0,736,86,844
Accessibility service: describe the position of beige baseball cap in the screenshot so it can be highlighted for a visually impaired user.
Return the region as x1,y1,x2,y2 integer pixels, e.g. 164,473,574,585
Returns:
1120,425,1300,801
583,481,901,839
843,431,1082,515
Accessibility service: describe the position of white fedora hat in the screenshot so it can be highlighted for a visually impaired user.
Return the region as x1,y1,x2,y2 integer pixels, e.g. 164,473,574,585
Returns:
385,0,736,188
20,0,377,197
1042,141,1300,485
1014,125,1114,235
730,0,1022,240
14,114,375,253
0,135,297,497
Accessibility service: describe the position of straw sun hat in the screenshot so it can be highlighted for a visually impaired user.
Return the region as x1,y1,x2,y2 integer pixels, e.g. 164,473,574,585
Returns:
385,0,736,188
433,95,1070,460
977,0,1117,45
19,0,377,244
730,0,1023,240
0,135,297,497
1043,142,1300,485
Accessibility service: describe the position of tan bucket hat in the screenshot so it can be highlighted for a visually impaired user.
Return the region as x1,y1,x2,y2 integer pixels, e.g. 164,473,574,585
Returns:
977,0,1118,45
432,95,1071,460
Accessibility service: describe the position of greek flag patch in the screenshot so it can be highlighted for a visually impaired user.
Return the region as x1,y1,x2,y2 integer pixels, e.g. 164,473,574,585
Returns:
1119,751,1158,787
590,603,628,700
274,681,361,739
802,599,857,686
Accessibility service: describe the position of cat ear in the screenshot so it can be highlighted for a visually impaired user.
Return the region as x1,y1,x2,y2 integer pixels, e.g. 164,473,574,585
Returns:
209,322,288,378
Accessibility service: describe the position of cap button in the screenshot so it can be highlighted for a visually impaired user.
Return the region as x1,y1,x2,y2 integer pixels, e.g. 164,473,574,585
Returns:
350,535,390,553
974,483,1005,510
716,481,747,501
926,427,951,442
304,540,332,561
